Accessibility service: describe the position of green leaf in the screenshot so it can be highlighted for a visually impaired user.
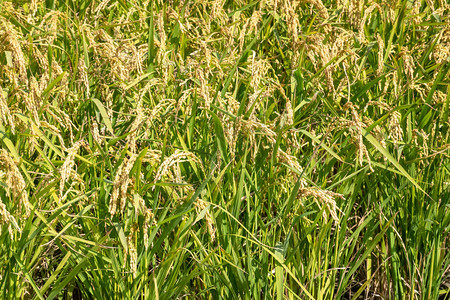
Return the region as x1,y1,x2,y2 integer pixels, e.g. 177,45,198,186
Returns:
362,128,429,197
92,98,114,136
299,129,344,162
207,109,229,164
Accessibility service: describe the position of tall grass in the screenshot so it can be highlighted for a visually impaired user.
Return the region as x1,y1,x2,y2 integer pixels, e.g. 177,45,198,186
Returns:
0,0,449,298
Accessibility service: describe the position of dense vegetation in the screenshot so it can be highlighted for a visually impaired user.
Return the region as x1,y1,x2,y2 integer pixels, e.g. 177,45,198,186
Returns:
0,0,449,298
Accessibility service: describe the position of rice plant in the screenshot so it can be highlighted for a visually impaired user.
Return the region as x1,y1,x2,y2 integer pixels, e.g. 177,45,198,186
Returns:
0,0,449,298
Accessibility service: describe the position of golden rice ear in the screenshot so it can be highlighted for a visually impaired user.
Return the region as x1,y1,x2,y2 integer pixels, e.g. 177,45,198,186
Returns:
60,140,86,200
194,199,216,241
399,48,415,86
413,129,431,158
109,153,138,217
94,0,112,16
32,45,49,73
78,58,90,98
0,199,20,239
376,33,384,76
153,150,203,188
143,207,157,250
299,187,345,224
125,223,139,278
358,3,382,43
302,0,329,20
432,26,450,65
126,99,145,154
0,86,15,134
119,153,139,212
341,102,373,172
90,117,102,146
0,19,27,85
26,77,41,126
156,12,167,67
0,149,31,217
277,149,307,186
347,0,364,27
388,111,403,146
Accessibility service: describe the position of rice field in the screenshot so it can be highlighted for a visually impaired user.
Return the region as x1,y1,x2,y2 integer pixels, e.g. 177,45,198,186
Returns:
0,0,449,298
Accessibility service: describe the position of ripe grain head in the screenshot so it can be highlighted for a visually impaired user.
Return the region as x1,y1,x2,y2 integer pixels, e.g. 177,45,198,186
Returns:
0,149,31,216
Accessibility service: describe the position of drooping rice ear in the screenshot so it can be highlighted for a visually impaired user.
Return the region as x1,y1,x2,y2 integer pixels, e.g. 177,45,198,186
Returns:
0,86,15,134
0,149,31,216
60,140,86,200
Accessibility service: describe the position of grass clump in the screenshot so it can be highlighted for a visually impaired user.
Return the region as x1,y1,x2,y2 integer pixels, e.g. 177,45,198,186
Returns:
0,0,449,299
